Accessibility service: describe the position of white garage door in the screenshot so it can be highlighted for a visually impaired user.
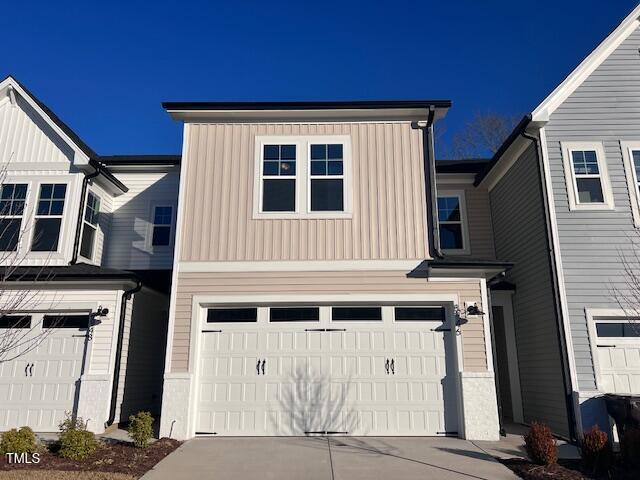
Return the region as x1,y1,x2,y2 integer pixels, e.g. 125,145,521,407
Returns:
195,305,458,436
0,314,89,432
593,320,640,394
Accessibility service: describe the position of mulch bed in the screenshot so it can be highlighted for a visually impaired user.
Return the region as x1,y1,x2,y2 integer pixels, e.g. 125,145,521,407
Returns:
0,438,181,479
502,458,640,480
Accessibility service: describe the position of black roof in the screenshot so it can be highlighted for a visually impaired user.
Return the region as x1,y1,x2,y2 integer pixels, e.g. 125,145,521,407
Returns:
0,263,138,283
408,258,513,278
436,159,491,174
99,155,181,166
162,100,452,111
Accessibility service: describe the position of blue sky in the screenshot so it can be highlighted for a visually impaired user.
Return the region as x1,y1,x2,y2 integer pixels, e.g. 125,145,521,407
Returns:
2,0,637,157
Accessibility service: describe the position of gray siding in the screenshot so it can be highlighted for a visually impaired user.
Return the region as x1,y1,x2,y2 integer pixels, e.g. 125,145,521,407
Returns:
545,25,640,391
490,143,570,436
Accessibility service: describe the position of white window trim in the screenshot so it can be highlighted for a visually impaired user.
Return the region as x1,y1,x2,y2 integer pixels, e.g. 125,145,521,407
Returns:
147,203,175,250
620,141,640,227
438,189,470,255
561,141,614,211
586,308,640,392
30,180,71,255
0,182,29,252
79,190,100,262
253,135,352,219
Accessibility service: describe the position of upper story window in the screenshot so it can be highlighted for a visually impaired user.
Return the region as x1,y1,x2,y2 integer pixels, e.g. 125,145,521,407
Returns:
80,191,100,260
621,142,640,227
0,184,27,252
437,191,469,254
152,205,173,246
561,142,614,210
254,135,351,219
310,144,344,211
261,144,297,212
31,183,66,252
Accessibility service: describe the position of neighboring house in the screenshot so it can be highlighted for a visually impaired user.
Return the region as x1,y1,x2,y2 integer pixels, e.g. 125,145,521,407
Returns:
0,76,179,433
474,4,640,439
158,101,511,441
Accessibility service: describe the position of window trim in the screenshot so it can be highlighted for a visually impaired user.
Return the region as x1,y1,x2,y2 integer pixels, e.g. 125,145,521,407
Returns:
253,135,352,219
561,142,614,211
30,181,69,253
79,190,101,261
148,204,174,249
620,141,640,227
437,190,470,255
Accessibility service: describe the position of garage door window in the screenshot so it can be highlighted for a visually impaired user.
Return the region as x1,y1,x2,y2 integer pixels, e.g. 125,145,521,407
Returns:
207,308,258,323
42,315,89,329
270,307,319,322
0,315,31,328
395,307,445,321
332,307,382,321
596,322,640,337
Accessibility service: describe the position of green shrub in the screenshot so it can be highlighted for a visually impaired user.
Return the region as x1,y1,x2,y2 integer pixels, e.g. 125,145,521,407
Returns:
580,424,610,473
58,414,98,460
524,422,558,465
128,411,154,448
0,427,37,454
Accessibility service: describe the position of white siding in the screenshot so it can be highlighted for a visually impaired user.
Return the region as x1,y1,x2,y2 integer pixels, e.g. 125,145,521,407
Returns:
105,170,179,270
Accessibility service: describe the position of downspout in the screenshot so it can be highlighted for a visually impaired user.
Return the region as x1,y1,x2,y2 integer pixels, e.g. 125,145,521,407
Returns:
413,105,443,260
106,279,142,427
70,165,100,264
521,129,577,441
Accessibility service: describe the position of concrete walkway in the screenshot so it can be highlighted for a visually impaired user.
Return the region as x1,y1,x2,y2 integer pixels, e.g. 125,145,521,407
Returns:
141,437,519,480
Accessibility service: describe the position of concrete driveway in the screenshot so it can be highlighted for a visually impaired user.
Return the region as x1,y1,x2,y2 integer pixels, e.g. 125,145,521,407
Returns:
141,437,518,480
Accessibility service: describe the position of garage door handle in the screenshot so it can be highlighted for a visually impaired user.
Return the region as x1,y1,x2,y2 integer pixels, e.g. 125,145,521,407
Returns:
385,359,389,375
25,364,29,377
390,359,395,375
261,359,266,375
256,359,261,375
29,363,34,376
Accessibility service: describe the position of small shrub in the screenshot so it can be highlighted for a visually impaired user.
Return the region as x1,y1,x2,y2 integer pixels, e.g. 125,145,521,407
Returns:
580,425,610,472
0,427,37,454
128,411,154,448
524,422,558,465
58,413,98,460
621,427,640,466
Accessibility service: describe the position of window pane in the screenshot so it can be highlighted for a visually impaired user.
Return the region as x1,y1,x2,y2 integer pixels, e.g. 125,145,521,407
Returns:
279,161,296,176
264,145,280,160
40,184,52,199
37,183,66,217
572,150,599,175
0,185,14,199
439,223,463,250
311,179,343,211
53,184,67,198
328,161,343,175
327,144,343,159
311,144,326,160
263,179,295,212
43,315,89,329
270,307,319,322
395,307,445,321
207,308,257,323
438,197,460,221
576,178,604,203
31,218,61,251
333,307,382,321
311,160,326,176
263,161,279,175
154,206,172,225
280,145,296,160
0,315,31,328
80,225,96,258
596,322,640,337
152,226,171,246
0,219,21,251
85,193,100,225
50,200,64,215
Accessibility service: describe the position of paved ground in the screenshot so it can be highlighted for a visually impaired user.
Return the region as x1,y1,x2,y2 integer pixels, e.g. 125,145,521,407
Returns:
141,436,519,480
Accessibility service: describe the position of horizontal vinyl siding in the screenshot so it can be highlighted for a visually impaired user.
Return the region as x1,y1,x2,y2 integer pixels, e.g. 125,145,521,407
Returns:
169,271,486,374
104,170,179,270
180,122,428,262
490,144,570,436
545,25,640,391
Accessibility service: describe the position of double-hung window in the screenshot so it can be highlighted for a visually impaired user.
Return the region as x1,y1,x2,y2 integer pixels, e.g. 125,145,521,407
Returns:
0,184,27,251
32,183,66,251
437,191,469,253
562,142,613,210
261,144,297,212
80,191,100,260
621,141,640,227
310,144,344,211
152,205,173,246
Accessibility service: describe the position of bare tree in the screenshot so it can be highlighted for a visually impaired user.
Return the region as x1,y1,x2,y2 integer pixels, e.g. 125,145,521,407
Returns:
442,112,521,160
611,234,640,336
0,154,59,363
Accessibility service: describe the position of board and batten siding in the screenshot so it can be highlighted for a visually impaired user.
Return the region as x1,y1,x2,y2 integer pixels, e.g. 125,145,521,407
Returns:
168,271,487,374
104,170,179,270
490,143,570,436
544,24,640,392
436,178,496,259
179,122,428,262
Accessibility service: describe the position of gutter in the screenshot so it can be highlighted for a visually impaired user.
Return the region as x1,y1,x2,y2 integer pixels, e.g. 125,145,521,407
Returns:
106,279,142,428
70,166,100,264
89,159,128,193
521,127,578,441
